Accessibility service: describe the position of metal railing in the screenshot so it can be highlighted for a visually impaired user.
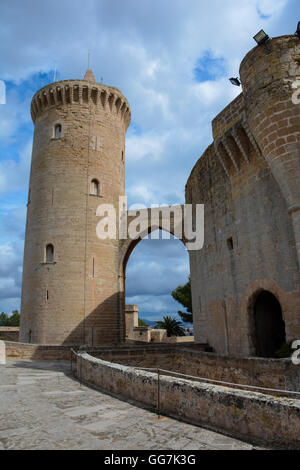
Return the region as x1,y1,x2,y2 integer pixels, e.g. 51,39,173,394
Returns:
132,365,300,418
70,351,300,419
70,348,84,386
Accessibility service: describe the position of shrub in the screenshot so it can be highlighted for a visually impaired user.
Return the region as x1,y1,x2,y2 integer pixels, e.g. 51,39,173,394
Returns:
275,340,296,359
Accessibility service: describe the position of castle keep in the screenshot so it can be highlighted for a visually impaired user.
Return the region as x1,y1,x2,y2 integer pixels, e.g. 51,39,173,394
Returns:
20,34,300,357
187,35,300,356
19,70,131,345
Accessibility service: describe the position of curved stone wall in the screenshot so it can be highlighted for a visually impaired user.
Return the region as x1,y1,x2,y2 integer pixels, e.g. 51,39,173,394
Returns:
76,352,300,449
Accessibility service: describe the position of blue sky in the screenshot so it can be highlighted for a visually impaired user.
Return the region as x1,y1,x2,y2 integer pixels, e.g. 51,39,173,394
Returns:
0,0,298,321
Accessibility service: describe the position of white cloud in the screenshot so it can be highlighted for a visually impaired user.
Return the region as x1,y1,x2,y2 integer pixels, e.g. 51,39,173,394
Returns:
0,243,20,276
192,78,240,108
125,235,189,301
126,132,167,163
0,139,31,194
127,185,156,204
126,294,182,319
0,0,293,314
258,0,288,16
0,92,31,142
0,240,23,312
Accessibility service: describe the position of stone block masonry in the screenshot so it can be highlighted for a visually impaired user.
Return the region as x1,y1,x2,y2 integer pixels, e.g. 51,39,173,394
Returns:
19,34,300,357
19,71,131,346
0,359,257,450
0,327,19,342
0,341,5,365
94,346,300,392
187,35,300,356
76,352,300,449
4,341,74,360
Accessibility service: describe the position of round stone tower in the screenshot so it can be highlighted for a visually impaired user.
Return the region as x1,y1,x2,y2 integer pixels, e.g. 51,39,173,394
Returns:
240,35,300,267
19,70,131,345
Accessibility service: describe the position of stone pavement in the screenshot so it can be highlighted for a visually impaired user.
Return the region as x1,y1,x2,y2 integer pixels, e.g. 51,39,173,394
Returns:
0,360,257,450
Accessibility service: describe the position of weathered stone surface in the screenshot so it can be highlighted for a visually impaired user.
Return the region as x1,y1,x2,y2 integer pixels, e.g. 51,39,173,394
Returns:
5,341,300,392
0,328,19,342
93,346,300,392
151,329,167,342
19,35,300,358
77,352,300,449
0,359,254,450
187,35,300,356
4,341,73,360
0,340,5,365
20,73,131,346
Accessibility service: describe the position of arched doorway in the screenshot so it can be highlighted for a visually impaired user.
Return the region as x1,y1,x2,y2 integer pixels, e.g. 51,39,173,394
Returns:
253,291,286,358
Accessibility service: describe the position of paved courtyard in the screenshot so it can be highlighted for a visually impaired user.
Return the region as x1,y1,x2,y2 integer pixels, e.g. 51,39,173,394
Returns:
0,360,257,450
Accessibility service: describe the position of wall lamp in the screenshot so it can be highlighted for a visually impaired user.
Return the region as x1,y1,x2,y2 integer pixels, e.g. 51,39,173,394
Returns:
253,29,271,53
296,21,300,38
229,77,241,87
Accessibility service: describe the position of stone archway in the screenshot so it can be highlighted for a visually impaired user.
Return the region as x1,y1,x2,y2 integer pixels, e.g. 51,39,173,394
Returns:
253,290,286,358
118,208,188,342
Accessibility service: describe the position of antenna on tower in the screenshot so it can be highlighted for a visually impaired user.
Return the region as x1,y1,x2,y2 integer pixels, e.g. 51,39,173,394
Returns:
88,51,91,70
53,63,57,82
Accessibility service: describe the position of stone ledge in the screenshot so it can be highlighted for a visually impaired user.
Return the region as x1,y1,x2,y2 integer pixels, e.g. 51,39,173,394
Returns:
76,352,300,449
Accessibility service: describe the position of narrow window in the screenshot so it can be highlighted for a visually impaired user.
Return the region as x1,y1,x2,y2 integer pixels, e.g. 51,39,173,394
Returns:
73,86,79,102
121,150,124,161
54,123,62,139
90,179,99,196
46,244,54,263
46,290,49,300
227,237,234,251
82,86,89,103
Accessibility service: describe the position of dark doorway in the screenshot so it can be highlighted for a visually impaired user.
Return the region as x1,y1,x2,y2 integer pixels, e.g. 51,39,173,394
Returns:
254,291,286,358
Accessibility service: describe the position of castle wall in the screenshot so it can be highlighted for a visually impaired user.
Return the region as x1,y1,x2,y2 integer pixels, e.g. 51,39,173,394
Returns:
240,35,300,267
19,35,300,355
0,327,19,342
187,104,299,356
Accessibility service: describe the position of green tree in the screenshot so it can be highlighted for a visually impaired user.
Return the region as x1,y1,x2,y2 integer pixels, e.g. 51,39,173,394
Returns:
138,318,147,326
0,312,8,326
155,316,185,337
8,310,20,326
0,310,20,326
171,277,193,323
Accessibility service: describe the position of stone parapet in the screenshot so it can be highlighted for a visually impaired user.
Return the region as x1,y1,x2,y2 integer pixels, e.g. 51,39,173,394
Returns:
76,352,300,449
30,79,131,130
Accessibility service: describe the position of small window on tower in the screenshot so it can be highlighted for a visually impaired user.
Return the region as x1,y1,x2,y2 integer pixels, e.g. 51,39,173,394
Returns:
46,244,54,263
54,123,62,139
90,179,100,196
227,237,234,251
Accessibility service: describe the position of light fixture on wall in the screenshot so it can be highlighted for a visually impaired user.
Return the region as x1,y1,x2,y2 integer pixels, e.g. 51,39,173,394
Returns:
253,29,271,53
296,21,300,38
229,77,241,86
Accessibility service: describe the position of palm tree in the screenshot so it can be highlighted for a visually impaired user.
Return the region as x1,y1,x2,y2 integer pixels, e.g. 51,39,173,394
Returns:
155,316,185,337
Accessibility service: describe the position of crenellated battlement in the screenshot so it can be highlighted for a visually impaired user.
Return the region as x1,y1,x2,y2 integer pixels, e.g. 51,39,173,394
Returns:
30,79,131,130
